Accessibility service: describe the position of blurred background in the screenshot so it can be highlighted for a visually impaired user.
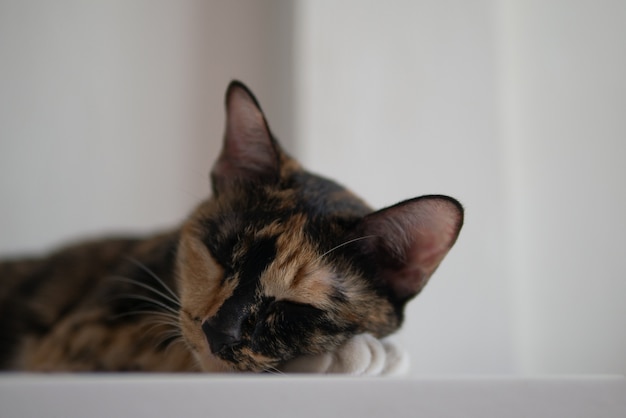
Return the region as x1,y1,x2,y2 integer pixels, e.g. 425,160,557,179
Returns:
0,0,624,376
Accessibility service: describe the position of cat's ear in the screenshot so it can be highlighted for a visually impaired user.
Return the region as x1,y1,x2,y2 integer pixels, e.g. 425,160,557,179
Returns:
356,195,463,302
211,81,279,194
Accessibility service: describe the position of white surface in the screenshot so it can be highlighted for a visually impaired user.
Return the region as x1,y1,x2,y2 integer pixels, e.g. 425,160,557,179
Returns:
496,0,626,375
1,375,624,418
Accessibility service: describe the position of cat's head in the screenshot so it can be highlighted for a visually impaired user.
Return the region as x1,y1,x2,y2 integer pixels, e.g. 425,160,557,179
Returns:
177,81,463,372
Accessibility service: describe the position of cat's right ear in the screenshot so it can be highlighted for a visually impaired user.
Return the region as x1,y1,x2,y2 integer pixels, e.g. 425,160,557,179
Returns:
211,81,280,195
356,195,464,304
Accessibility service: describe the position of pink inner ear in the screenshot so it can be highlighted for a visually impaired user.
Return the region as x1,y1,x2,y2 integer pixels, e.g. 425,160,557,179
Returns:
389,232,449,299
212,82,278,189
383,264,429,302
360,196,463,301
411,230,448,274
225,87,267,144
411,202,463,271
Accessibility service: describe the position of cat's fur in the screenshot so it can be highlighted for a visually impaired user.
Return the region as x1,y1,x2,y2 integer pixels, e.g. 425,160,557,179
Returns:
0,82,463,373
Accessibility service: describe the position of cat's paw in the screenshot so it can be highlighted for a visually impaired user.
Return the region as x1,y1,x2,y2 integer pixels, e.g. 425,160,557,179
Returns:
279,333,409,376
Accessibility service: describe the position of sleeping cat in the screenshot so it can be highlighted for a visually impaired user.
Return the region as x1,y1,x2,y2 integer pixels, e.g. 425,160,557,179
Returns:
0,81,463,373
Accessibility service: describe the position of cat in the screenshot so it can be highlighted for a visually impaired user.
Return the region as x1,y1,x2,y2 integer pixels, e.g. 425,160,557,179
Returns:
0,81,463,373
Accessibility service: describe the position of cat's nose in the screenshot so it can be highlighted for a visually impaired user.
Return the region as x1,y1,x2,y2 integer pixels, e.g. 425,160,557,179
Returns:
201,319,241,354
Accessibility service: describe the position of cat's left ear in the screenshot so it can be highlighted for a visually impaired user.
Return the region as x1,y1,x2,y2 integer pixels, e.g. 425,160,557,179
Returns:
356,195,463,303
211,81,279,194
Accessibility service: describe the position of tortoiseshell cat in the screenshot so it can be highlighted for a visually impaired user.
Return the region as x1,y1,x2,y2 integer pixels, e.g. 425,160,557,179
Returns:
0,82,463,373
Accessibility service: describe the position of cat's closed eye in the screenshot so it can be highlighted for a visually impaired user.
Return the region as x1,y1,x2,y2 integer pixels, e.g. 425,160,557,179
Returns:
263,300,325,326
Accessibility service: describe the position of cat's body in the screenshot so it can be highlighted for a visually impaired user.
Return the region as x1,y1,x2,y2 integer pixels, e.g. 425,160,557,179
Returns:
0,82,463,373
0,233,196,371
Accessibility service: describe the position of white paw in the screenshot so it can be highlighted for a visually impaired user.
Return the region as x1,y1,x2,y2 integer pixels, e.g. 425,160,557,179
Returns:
279,333,409,376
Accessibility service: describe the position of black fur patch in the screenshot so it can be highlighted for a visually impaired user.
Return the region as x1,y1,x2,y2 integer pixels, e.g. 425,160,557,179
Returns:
211,236,278,336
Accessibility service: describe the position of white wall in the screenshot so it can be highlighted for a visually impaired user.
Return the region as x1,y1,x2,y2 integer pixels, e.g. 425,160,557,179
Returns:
0,0,294,255
1,0,625,376
294,0,514,374
498,0,626,374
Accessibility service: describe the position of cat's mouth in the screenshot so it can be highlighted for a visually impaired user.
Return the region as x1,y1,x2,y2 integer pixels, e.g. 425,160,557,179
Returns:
188,326,278,372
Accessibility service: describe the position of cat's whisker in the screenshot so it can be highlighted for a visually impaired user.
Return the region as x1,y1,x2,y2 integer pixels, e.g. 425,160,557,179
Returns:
158,337,187,355
154,328,182,342
149,322,186,352
263,365,285,375
107,308,183,351
144,318,181,331
110,309,179,323
112,293,180,316
153,328,183,344
111,276,181,307
125,257,180,303
127,312,183,346
315,235,378,264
